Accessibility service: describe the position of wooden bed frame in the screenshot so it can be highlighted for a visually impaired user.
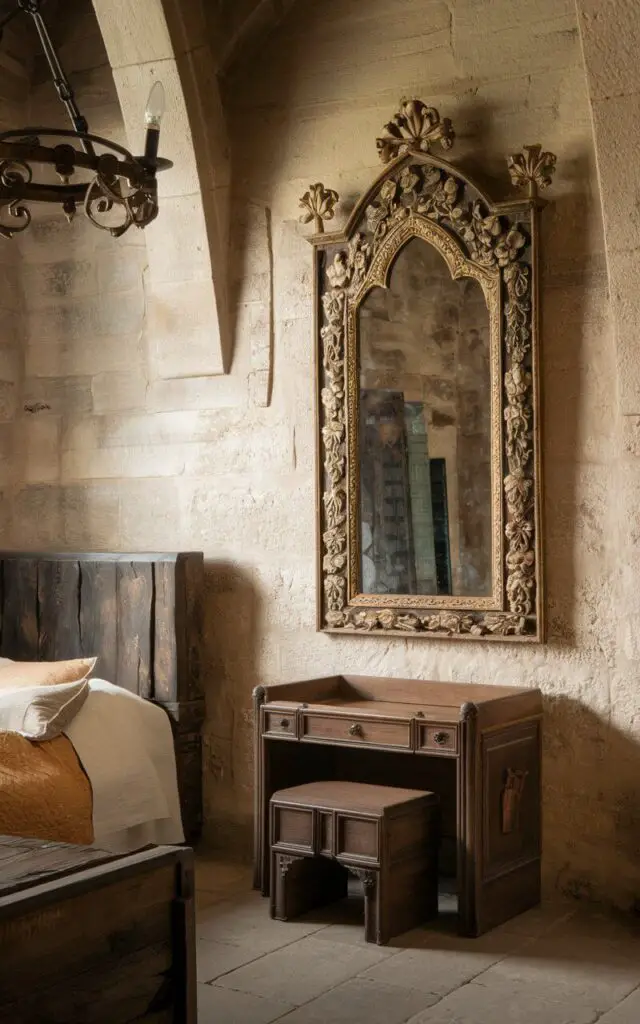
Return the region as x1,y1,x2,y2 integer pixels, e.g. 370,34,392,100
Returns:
0,551,205,843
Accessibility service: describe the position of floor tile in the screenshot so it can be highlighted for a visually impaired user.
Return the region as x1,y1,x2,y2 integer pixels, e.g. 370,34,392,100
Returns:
197,889,226,913
198,982,293,1024
598,987,640,1024
300,892,374,948
544,907,640,946
276,977,440,1024
484,935,640,1014
194,872,640,1024
214,934,394,1006
195,854,253,897
404,977,600,1024
392,920,531,957
302,891,529,955
198,938,272,983
197,891,327,952
489,900,577,939
360,944,504,997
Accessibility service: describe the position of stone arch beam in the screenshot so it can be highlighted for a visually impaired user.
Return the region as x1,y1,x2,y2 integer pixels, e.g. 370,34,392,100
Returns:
575,0,640,413
91,0,231,375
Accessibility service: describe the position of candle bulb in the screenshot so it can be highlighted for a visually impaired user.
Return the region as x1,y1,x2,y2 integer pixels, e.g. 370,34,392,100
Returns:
143,81,165,168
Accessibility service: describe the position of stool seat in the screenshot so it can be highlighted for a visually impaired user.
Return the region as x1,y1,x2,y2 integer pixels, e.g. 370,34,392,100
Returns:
269,781,433,814
269,780,439,944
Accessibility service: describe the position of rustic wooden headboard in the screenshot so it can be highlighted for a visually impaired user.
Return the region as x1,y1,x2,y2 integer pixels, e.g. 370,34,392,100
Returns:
0,551,205,842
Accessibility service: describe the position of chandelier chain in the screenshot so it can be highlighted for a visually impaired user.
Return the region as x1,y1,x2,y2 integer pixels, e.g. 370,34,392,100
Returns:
19,0,94,152
0,0,171,238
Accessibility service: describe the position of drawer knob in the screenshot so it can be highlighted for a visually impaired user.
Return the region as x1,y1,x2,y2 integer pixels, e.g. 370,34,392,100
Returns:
280,718,290,729
434,730,450,745
349,723,364,738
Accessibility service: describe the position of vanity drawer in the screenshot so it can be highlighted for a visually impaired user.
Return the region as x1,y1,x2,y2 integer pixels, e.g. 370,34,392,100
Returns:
301,713,411,749
416,723,458,755
263,710,297,738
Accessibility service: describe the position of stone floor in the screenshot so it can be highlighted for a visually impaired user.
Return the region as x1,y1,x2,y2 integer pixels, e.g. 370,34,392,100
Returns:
195,856,640,1023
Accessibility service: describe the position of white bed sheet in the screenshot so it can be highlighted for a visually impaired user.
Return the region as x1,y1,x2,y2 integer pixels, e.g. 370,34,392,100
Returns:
64,679,184,853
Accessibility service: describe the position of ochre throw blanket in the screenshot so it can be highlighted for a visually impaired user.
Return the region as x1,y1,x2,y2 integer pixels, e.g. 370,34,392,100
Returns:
0,732,93,845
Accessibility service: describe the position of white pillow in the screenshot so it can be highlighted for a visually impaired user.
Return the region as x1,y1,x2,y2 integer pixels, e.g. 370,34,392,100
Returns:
0,678,90,741
0,656,96,690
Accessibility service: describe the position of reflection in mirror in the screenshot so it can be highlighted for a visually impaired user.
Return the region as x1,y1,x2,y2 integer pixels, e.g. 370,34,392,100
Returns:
358,237,492,598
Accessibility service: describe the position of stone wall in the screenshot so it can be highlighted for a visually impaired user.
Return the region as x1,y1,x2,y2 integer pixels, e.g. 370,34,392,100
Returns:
7,0,148,539
219,0,627,906
6,0,639,908
0,16,31,509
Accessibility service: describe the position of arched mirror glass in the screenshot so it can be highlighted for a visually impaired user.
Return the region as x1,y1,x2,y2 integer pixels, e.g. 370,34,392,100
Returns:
358,237,492,599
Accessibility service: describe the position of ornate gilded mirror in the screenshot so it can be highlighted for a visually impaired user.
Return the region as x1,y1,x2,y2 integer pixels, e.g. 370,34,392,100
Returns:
300,101,555,641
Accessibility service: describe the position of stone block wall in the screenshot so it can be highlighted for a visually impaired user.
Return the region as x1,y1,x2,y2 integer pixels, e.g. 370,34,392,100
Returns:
7,0,147,544
218,0,627,906
0,17,31,473
4,0,639,908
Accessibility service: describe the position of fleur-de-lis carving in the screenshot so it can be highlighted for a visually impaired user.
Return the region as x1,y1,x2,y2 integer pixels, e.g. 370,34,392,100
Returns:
507,145,557,197
299,182,339,234
376,100,455,163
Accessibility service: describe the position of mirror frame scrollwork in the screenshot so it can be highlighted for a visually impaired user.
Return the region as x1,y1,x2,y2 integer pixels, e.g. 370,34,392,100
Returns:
300,100,556,642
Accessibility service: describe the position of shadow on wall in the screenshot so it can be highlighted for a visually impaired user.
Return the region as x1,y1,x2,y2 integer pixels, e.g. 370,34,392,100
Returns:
201,560,262,857
523,145,627,905
545,695,640,914
541,147,610,648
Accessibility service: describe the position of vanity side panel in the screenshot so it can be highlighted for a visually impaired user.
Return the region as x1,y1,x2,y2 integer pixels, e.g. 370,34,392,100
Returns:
474,718,542,934
475,688,543,731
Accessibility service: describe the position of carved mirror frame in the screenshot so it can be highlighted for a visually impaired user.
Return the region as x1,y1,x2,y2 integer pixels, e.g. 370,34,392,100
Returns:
300,101,556,642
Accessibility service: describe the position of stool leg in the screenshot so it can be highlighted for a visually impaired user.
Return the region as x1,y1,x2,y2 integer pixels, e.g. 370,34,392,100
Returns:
348,868,381,944
271,853,304,921
377,854,440,942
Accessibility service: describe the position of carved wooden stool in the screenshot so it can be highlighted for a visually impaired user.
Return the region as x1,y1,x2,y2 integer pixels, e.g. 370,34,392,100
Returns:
269,780,439,944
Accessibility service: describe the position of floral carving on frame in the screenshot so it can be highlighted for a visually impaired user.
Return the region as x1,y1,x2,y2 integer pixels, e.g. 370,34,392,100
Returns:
376,100,455,163
301,101,554,642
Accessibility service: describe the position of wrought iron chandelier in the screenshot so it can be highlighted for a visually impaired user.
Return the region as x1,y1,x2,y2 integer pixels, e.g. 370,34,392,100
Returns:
0,0,172,239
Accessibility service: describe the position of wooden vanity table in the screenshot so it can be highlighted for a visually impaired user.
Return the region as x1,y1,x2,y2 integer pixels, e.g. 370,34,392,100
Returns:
253,676,542,937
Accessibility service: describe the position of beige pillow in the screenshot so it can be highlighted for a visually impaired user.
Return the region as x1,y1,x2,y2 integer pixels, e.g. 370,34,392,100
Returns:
0,678,90,741
0,657,96,690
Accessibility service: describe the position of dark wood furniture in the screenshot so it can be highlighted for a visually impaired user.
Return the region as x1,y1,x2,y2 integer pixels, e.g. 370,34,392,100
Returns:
0,551,205,841
254,676,542,937
0,834,196,1023
270,780,439,944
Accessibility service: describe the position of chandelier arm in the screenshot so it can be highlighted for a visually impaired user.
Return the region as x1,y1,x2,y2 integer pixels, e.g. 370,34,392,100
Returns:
0,181,88,202
0,197,31,238
18,0,95,157
0,136,160,188
0,129,136,163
